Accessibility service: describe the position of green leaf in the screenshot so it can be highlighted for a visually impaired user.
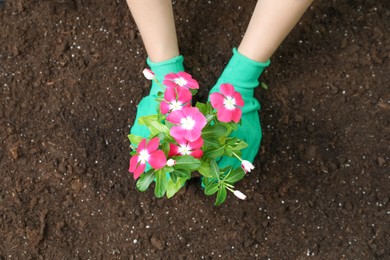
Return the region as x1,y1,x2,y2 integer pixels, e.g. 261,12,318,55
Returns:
204,182,219,196
162,166,174,173
198,161,213,178
190,89,198,96
195,102,207,114
225,147,233,157
204,146,225,159
174,156,201,170
161,141,170,156
230,139,248,152
136,169,155,192
173,169,191,179
223,167,246,184
170,171,178,183
261,82,268,90
154,170,167,198
206,114,215,123
202,125,227,138
214,186,227,206
203,137,220,149
139,115,170,136
170,169,191,184
210,159,220,180
128,134,144,146
166,177,188,198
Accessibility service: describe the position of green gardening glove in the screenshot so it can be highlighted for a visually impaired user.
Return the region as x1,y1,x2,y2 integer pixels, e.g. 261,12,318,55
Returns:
209,48,270,169
130,55,184,176
130,55,185,140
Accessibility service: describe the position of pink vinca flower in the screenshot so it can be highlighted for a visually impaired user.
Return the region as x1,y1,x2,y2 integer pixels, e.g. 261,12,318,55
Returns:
160,86,192,115
142,68,155,80
169,137,204,159
163,72,199,89
129,137,167,179
210,83,244,123
167,107,207,142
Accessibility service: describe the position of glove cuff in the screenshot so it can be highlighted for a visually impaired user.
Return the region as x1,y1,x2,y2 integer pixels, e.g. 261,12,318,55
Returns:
147,55,185,95
219,48,270,90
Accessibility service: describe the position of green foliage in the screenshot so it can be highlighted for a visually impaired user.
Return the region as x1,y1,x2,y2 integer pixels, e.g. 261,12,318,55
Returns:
166,177,188,198
214,186,227,206
128,76,253,205
128,134,144,146
174,155,201,170
136,169,155,192
139,115,169,137
154,170,167,198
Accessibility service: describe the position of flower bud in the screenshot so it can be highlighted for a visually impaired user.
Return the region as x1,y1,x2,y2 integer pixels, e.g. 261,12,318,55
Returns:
142,68,155,80
241,160,254,173
233,190,247,200
166,159,176,167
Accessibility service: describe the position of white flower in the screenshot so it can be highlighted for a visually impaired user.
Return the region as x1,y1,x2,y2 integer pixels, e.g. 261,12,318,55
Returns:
142,68,155,80
233,190,247,200
241,160,254,173
166,159,176,167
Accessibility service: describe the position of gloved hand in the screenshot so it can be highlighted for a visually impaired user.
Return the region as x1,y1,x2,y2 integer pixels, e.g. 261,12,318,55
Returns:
130,55,184,140
209,48,270,169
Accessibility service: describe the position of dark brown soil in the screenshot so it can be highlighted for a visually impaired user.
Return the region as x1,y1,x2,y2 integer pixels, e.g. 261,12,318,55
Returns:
1,0,389,259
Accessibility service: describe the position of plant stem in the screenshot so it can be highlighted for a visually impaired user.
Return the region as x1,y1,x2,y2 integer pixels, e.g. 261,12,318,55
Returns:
232,152,242,162
154,78,166,92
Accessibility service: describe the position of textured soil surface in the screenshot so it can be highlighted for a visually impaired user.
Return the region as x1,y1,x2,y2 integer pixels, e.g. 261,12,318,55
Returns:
1,0,389,259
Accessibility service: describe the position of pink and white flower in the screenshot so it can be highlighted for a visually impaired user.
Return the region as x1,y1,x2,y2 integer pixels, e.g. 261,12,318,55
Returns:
142,68,155,80
166,159,176,167
160,86,192,115
169,137,204,159
166,107,206,142
233,190,247,200
241,160,255,173
163,72,199,89
210,83,244,123
129,137,167,179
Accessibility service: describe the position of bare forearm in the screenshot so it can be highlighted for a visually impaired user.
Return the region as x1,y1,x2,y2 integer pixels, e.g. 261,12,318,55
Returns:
239,0,313,62
126,0,179,62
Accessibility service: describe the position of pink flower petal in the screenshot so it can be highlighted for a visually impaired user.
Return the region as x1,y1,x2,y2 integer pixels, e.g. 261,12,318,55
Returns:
190,149,203,159
186,78,199,89
147,137,160,153
166,110,184,124
193,111,207,128
190,137,204,150
129,155,139,173
177,87,192,103
168,143,179,157
133,163,146,179
164,73,177,81
160,101,170,115
220,83,235,97
231,108,242,123
148,150,167,169
234,92,244,106
164,86,176,102
137,139,146,152
210,92,224,109
184,128,201,142
176,72,189,78
217,106,233,122
170,125,186,140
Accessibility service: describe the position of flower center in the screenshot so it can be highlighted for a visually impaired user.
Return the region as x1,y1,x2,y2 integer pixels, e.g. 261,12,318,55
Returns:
180,116,195,130
178,144,192,155
138,149,150,164
223,96,236,110
169,100,183,111
174,77,187,87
